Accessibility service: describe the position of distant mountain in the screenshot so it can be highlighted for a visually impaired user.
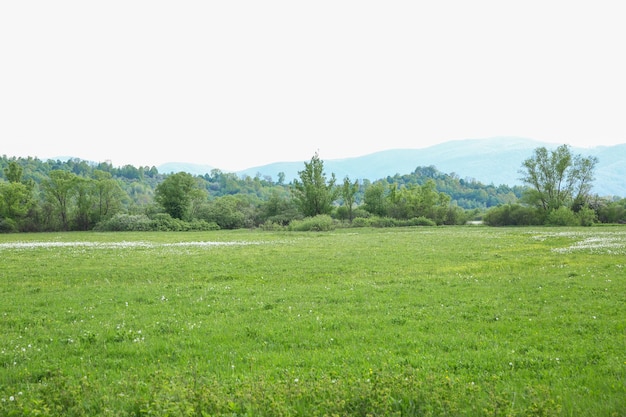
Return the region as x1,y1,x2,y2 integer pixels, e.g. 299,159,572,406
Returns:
160,137,626,197
158,162,216,176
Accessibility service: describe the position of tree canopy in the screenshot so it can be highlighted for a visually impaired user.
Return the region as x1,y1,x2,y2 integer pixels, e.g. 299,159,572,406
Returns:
292,153,338,217
0,148,621,232
519,145,598,211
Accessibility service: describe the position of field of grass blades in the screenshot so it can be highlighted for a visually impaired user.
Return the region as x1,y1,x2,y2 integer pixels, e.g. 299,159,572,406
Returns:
1,226,625,416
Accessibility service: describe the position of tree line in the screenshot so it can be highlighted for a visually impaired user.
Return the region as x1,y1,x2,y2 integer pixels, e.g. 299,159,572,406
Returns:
1,146,625,233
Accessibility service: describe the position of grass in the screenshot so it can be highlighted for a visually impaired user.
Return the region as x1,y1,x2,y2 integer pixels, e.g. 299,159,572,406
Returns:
1,226,625,416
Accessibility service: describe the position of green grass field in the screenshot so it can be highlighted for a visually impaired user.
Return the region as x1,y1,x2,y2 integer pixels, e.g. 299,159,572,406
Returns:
1,227,625,416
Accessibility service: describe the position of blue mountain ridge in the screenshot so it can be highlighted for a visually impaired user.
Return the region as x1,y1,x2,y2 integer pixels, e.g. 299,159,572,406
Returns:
159,137,626,197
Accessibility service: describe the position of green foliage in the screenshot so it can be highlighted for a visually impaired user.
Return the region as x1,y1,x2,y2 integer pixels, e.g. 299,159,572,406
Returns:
0,217,18,233
596,198,626,224
340,176,359,222
0,153,614,232
288,214,336,231
520,145,598,211
199,195,257,229
155,172,206,220
386,165,525,209
42,170,80,230
546,207,580,226
93,213,155,231
0,182,33,227
363,180,454,225
94,213,220,232
577,206,597,227
363,181,387,216
348,216,436,228
408,216,438,226
3,161,24,183
259,220,287,231
484,204,544,226
292,153,338,217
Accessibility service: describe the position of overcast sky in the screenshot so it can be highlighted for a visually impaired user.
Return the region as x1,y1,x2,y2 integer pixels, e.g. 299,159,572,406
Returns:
1,1,625,171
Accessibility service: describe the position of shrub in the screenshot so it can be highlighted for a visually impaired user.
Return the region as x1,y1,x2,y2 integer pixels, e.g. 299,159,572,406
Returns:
288,215,335,231
405,216,437,227
546,207,580,226
0,218,18,233
188,219,220,231
151,213,185,231
94,213,154,231
351,217,369,228
260,220,286,231
576,206,597,227
367,216,397,228
94,213,219,232
484,204,543,226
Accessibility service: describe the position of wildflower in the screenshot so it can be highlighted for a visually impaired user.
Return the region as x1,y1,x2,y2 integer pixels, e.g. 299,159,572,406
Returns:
9,396,14,401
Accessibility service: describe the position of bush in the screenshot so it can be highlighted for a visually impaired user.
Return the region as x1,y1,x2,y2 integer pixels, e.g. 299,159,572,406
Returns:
351,217,369,228
188,219,220,231
405,216,437,227
546,207,580,226
288,215,336,231
0,217,18,233
576,206,597,227
366,216,397,228
484,204,543,226
260,220,286,231
94,214,154,231
94,213,219,232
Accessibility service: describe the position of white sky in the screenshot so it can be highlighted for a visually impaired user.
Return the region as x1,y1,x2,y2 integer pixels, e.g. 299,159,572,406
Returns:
1,1,625,171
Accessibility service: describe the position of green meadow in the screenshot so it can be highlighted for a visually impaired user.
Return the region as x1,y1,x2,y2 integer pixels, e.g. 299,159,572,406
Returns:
1,227,625,416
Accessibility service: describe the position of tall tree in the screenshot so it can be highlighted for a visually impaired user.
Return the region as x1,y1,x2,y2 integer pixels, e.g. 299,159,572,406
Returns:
292,153,338,217
341,176,359,222
519,145,598,211
0,182,33,231
42,170,79,231
363,181,387,217
155,172,206,220
73,177,94,230
93,170,126,221
4,161,23,183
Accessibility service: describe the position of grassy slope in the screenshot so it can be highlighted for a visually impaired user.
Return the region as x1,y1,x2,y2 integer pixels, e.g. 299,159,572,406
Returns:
1,227,625,416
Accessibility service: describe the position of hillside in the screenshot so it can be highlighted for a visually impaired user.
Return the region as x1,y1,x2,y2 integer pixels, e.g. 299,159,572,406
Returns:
223,138,625,197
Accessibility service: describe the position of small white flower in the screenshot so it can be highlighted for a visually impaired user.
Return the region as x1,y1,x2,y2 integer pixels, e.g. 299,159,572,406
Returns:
9,396,14,401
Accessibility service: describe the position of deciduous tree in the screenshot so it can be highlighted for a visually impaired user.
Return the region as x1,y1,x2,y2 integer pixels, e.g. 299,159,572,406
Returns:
155,172,206,220
519,145,598,211
341,176,359,222
292,153,338,217
42,170,79,230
